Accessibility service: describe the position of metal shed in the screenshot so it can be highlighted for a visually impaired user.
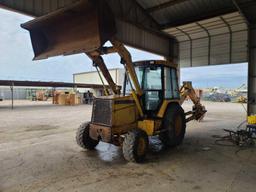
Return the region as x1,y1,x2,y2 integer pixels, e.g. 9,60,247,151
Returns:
0,0,255,113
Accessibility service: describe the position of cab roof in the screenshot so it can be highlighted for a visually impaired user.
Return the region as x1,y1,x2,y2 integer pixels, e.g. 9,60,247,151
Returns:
133,60,177,68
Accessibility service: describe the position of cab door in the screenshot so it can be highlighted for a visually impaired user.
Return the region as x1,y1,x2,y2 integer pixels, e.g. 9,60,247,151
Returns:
164,67,180,100
142,66,163,114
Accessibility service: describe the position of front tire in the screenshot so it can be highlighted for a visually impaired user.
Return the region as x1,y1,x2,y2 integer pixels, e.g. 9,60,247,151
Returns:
76,122,99,150
159,103,186,147
122,129,149,163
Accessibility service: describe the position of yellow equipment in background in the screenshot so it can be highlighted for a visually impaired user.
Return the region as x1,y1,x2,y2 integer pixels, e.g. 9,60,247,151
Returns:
22,0,206,163
237,96,247,103
248,115,256,124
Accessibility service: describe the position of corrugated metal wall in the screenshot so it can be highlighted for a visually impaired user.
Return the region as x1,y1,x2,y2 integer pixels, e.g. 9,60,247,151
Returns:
179,36,248,67
178,31,248,67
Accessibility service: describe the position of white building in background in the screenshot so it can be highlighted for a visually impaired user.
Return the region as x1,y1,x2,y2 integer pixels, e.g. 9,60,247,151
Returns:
73,68,125,96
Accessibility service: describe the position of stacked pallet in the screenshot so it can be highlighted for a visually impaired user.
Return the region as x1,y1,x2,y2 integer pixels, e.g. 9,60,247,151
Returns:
36,91,48,101
53,91,81,105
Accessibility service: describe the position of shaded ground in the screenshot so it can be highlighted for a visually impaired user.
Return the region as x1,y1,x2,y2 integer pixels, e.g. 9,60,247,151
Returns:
0,100,255,192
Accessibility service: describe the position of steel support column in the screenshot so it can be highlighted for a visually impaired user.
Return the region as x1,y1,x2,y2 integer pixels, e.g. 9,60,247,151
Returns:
10,82,14,110
232,0,256,115
248,24,256,114
233,0,256,114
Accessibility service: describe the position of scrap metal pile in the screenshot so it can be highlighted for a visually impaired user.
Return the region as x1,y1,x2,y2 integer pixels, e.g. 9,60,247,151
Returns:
213,116,256,149
214,128,255,147
202,84,247,103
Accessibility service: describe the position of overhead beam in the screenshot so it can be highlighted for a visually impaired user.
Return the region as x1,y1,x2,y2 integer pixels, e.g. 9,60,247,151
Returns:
146,0,187,13
0,80,111,89
106,0,160,29
232,0,256,24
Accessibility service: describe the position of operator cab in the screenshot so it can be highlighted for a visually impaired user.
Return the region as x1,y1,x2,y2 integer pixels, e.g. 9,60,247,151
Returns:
124,60,180,117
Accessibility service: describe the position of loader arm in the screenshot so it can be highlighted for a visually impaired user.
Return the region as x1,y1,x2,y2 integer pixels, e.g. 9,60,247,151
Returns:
92,40,144,117
111,40,144,117
86,52,120,95
110,40,143,97
180,81,206,122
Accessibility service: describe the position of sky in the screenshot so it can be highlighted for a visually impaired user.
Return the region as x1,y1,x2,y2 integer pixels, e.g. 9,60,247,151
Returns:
0,8,248,88
181,63,247,88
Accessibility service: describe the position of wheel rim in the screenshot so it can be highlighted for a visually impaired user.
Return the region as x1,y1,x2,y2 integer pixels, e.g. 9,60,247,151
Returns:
175,115,182,137
137,138,146,156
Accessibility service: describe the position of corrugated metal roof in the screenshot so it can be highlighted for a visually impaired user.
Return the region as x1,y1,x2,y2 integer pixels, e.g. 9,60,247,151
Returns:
137,0,237,27
0,0,238,28
0,0,249,67
137,0,170,9
164,12,247,41
0,0,76,16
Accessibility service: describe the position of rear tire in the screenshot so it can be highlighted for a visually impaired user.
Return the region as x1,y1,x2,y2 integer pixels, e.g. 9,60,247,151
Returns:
159,103,186,147
122,129,149,163
76,122,99,150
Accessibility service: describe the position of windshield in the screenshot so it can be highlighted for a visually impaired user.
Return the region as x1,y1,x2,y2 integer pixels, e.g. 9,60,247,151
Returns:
125,66,162,93
124,65,179,114
143,67,162,90
124,66,163,112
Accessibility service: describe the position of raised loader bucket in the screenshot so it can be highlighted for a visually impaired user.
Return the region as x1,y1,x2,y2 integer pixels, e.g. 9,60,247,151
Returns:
21,0,116,60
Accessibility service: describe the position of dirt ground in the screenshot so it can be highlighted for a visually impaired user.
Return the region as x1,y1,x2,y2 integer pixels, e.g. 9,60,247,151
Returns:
0,100,255,192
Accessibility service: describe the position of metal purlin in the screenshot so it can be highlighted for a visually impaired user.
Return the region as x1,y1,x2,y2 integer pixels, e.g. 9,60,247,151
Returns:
196,22,211,65
220,16,233,64
176,27,193,67
232,0,250,26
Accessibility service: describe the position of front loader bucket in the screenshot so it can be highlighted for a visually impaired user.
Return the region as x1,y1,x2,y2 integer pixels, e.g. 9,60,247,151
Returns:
21,0,116,60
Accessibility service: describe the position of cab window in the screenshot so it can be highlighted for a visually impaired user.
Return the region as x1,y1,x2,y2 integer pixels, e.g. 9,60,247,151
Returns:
164,67,179,99
143,66,162,111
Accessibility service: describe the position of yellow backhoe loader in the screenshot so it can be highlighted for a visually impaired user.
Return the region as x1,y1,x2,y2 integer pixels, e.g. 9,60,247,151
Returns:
21,0,206,162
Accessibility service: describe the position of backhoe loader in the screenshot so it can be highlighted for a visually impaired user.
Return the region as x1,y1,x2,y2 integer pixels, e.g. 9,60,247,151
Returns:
21,0,206,162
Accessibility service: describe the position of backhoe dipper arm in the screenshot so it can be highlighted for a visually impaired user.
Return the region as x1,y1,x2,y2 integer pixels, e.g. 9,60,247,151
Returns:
180,81,207,122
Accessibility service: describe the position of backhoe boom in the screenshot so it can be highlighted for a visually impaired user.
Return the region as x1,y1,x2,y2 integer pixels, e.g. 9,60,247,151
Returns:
180,81,206,122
